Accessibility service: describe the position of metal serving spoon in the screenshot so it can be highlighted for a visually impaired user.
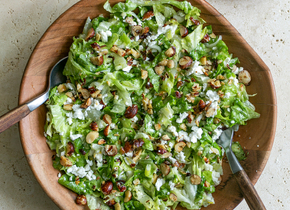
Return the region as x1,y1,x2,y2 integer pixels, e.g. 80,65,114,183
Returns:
0,57,68,133
217,127,266,210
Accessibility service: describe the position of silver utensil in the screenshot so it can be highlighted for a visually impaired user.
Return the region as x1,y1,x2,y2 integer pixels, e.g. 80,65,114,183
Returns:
217,127,266,210
0,57,68,133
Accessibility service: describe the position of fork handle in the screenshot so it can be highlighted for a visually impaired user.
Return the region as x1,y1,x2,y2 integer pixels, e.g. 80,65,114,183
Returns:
0,104,30,133
234,169,266,210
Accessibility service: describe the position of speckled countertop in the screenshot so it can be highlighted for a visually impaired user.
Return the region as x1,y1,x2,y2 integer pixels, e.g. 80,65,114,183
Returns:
0,0,288,209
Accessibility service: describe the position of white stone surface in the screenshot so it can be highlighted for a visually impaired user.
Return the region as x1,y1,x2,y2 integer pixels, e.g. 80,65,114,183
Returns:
0,0,289,209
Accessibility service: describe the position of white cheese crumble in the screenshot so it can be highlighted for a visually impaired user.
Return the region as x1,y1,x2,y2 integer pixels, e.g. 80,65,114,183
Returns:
99,30,112,42
167,125,178,137
169,180,175,190
206,90,220,102
70,132,83,141
155,178,165,191
123,66,132,72
176,112,188,124
175,151,187,163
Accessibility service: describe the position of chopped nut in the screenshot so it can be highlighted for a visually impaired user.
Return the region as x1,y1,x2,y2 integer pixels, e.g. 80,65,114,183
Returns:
90,55,104,66
98,139,106,145
90,89,101,98
110,45,119,53
130,49,140,59
160,163,171,176
58,84,67,93
80,88,90,99
86,131,99,144
200,56,207,65
124,105,138,118
124,190,132,203
217,75,225,80
95,33,101,41
159,59,168,66
125,17,134,25
152,174,158,184
161,134,170,141
206,107,215,118
117,48,126,57
155,65,164,75
167,59,175,68
141,69,148,80
180,25,188,37
76,195,87,205
179,56,193,69
204,180,210,187
201,34,210,43
105,145,118,156
66,142,75,156
133,178,140,185
85,28,95,41
161,152,172,158
103,114,112,125
142,11,154,20
63,104,73,111
174,142,186,152
104,125,110,136
132,148,142,162
198,99,206,110
165,46,176,57
238,70,251,86
180,123,187,131
154,124,161,130
208,79,221,89
190,174,202,185
101,181,113,195
169,193,178,202
131,25,143,37
60,156,72,167
90,121,99,131
80,98,92,109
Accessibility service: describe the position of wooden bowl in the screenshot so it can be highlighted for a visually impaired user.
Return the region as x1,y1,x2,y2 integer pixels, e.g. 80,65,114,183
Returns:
19,0,277,209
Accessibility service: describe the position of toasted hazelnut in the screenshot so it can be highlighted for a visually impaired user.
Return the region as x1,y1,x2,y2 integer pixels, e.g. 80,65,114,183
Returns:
180,123,187,131
161,134,170,141
60,156,72,167
105,145,118,156
180,25,188,37
117,48,126,57
142,26,150,34
101,181,113,195
141,69,148,80
174,142,186,152
160,163,171,176
167,59,175,68
114,203,121,210
159,59,168,66
238,70,251,86
176,81,183,88
104,125,110,136
124,105,138,118
154,124,161,130
198,99,206,110
75,195,87,205
131,25,143,37
85,28,95,41
179,56,193,69
57,84,67,93
103,114,112,125
110,45,119,53
165,46,176,57
116,180,126,192
175,91,182,98
206,107,215,118
204,180,210,187
190,17,200,26
66,142,75,156
90,121,99,131
130,49,140,59
133,139,144,148
95,33,101,41
132,148,142,162
201,34,210,43
152,174,158,184
142,11,154,20
106,199,116,206
190,174,202,185
208,79,221,89
155,65,164,75
86,131,99,144
80,88,90,99
80,98,92,109
124,190,132,202
90,55,104,66
98,139,106,145
217,75,225,80
161,152,172,158
200,56,207,65
63,104,73,111
169,193,178,202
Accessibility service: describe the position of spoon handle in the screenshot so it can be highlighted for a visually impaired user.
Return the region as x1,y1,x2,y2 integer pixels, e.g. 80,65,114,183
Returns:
0,104,30,133
234,169,266,210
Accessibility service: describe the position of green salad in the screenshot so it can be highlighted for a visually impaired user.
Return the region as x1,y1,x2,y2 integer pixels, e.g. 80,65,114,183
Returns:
44,0,260,209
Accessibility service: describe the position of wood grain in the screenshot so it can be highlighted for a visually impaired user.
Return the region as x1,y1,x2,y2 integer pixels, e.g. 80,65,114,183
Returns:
18,0,277,210
234,170,266,210
0,104,30,133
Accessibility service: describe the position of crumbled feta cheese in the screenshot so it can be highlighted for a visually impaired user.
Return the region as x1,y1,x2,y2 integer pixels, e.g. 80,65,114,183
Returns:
123,66,132,72
168,156,177,164
188,126,203,143
131,116,138,123
64,97,73,105
176,151,187,163
125,151,133,158
186,61,203,76
66,164,96,181
57,173,61,178
169,180,175,190
224,92,231,98
70,132,83,141
212,171,221,185
176,112,188,124
99,30,112,42
204,163,213,171
178,130,190,142
168,141,174,148
212,126,223,141
206,90,220,102
155,178,165,191
72,104,85,120
168,126,178,137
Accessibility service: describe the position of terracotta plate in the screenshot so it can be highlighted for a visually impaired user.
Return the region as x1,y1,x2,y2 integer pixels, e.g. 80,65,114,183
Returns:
19,0,277,209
